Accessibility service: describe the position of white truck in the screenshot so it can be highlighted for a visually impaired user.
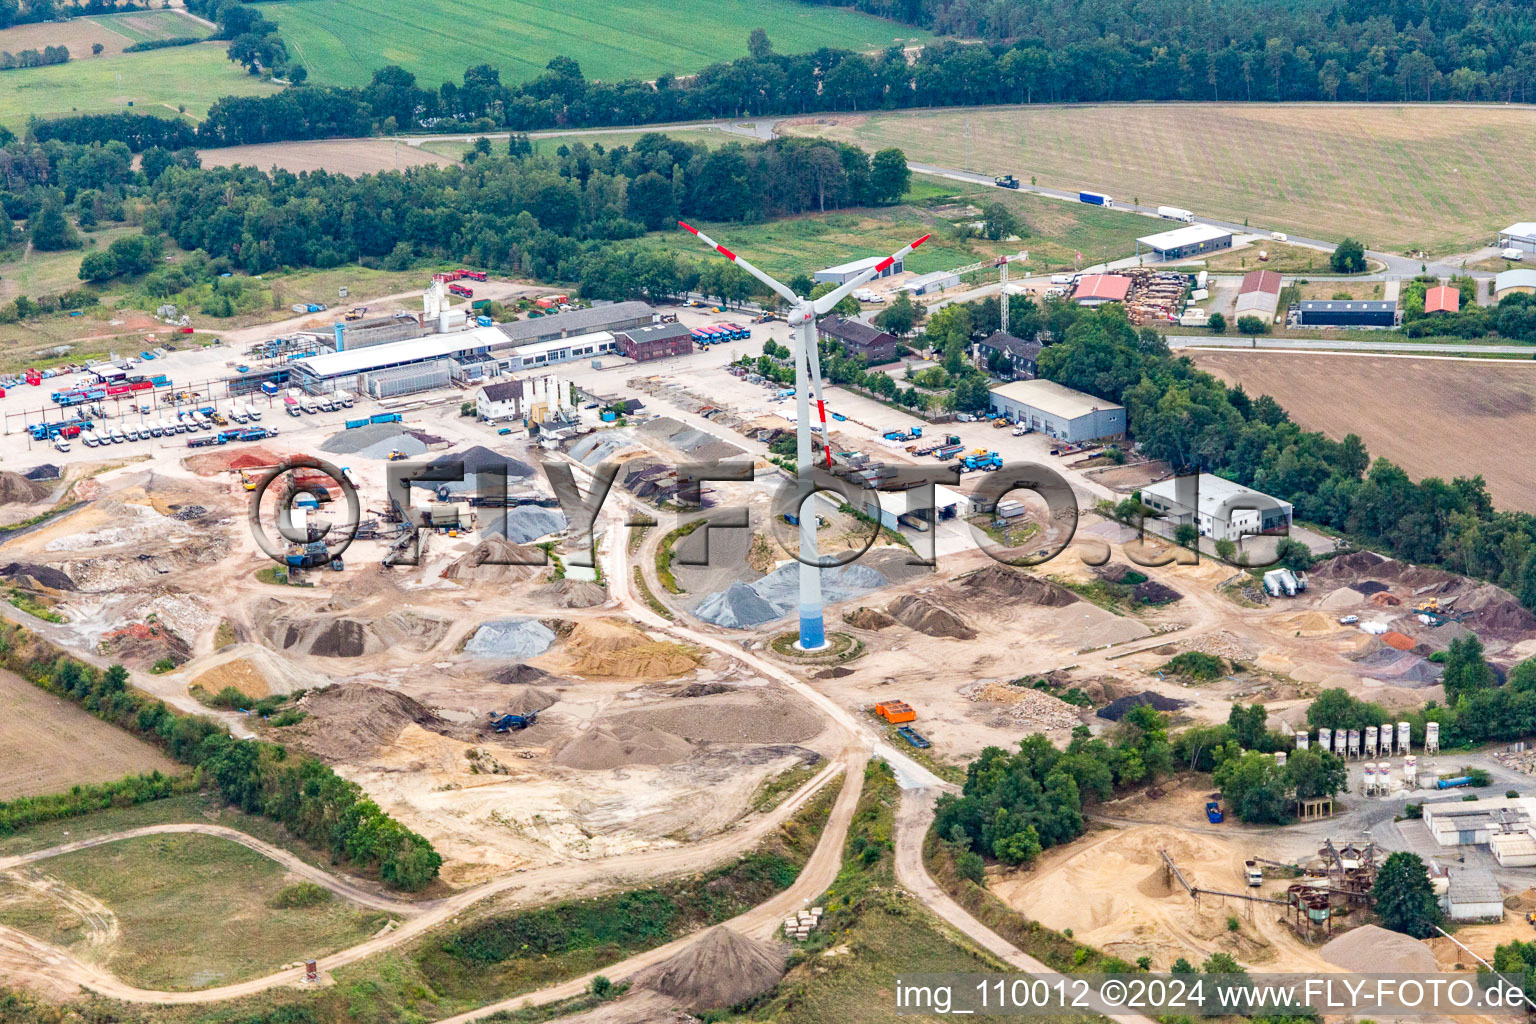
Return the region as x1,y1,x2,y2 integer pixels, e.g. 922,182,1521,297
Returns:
335,390,355,408
1244,861,1262,887
228,405,249,424
1157,205,1194,222
318,396,336,413
301,398,319,414
245,402,262,421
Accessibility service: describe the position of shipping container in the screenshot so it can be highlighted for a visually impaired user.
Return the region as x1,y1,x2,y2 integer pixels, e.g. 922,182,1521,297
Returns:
1079,191,1112,207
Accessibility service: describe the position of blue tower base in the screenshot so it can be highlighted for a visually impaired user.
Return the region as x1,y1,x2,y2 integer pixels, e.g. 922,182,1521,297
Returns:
797,614,827,651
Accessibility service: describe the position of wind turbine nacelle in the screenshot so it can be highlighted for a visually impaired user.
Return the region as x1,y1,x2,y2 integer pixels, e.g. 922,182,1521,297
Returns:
789,307,815,326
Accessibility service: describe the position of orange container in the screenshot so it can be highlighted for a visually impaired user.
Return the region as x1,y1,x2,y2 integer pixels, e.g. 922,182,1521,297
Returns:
875,700,915,724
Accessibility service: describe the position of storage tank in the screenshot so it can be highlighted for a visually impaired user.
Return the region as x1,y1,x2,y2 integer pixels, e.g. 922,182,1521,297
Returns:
1274,751,1287,768
1426,721,1440,753
1317,728,1331,754
1362,764,1375,793
1295,732,1309,750
1336,731,1349,756
1404,755,1417,785
1398,721,1411,753
1365,725,1378,755
1348,730,1360,758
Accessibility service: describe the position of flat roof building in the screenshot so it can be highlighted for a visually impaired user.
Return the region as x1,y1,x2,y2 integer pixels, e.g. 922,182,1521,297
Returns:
817,316,898,364
988,379,1125,441
1296,299,1397,328
1137,223,1233,261
1496,268,1536,298
814,255,903,286
1234,269,1283,321
1424,285,1460,313
1445,866,1503,921
492,301,654,347
1140,473,1293,542
1073,274,1132,306
1499,222,1536,253
901,270,959,295
615,322,694,362
863,484,969,533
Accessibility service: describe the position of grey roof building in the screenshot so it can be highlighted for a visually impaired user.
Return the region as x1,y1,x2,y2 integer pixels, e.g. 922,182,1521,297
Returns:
493,302,654,346
988,379,1125,441
976,331,1041,378
816,316,898,364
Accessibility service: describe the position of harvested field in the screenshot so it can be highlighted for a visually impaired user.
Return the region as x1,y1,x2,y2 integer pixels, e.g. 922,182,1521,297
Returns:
1195,352,1536,510
197,139,458,175
0,670,177,799
787,104,1536,251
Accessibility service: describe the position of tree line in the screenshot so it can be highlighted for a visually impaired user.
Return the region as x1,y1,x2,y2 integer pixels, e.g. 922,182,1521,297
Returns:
0,621,442,890
0,0,149,29
0,44,66,70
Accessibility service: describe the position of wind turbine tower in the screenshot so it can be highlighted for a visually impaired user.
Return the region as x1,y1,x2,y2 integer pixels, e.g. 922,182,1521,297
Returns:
680,222,928,649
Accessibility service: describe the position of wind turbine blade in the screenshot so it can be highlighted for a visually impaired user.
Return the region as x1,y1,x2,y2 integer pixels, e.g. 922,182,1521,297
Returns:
810,233,931,316
678,221,801,306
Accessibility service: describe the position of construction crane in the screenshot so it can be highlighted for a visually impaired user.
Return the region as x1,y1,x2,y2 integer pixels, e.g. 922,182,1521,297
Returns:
949,253,1027,334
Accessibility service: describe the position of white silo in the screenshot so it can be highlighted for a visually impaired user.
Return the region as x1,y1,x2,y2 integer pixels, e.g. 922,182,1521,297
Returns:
1362,763,1376,794
1318,728,1331,754
1426,721,1439,753
1404,755,1418,786
1336,730,1349,756
1365,725,1378,755
1275,750,1287,768
1398,721,1411,754
1348,730,1360,758
1296,732,1309,750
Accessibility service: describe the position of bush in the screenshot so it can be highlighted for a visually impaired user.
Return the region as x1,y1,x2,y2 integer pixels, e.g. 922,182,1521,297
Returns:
1161,651,1226,681
1207,311,1227,333
268,882,331,909
1235,314,1269,335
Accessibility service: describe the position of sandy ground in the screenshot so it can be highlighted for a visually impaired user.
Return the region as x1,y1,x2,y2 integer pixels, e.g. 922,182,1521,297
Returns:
0,670,177,798
197,140,459,175
992,824,1341,972
1194,351,1536,510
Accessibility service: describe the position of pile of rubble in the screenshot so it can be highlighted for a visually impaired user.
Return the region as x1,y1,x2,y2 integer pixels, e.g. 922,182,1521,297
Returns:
1493,748,1536,777
1118,269,1191,325
962,681,1083,729
784,906,823,941
1171,630,1256,661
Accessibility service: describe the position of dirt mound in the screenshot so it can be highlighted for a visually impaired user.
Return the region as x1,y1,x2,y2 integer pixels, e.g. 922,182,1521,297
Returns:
186,643,318,700
537,579,607,608
1355,580,1390,595
887,594,976,639
675,681,729,697
500,687,557,716
634,926,786,1011
440,535,544,583
184,446,285,477
1133,580,1181,605
1312,551,1394,580
1097,691,1190,721
955,565,1078,607
623,692,822,744
0,471,51,504
1321,924,1436,973
554,722,695,769
843,607,897,630
292,685,446,762
23,464,60,482
0,562,75,591
99,620,191,668
1459,584,1536,637
1382,631,1416,651
1371,592,1402,606
1283,611,1338,637
266,606,450,658
562,620,701,679
491,663,553,685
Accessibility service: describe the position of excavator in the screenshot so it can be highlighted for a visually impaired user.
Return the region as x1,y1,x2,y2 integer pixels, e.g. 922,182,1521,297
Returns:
489,710,538,733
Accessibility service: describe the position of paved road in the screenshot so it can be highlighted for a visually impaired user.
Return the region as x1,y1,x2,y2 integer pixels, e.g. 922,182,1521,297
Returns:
1168,336,1536,356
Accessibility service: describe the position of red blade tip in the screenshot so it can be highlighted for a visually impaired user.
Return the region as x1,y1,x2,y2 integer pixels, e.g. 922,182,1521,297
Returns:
912,234,931,248
678,221,698,234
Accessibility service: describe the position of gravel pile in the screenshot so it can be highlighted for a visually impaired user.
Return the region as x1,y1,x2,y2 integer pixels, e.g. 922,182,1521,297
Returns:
1321,924,1436,972
965,681,1084,729
569,431,638,466
464,618,557,659
428,446,534,494
634,927,786,1011
483,505,567,543
694,563,890,629
170,504,208,521
23,464,61,482
320,422,426,460
1096,690,1190,721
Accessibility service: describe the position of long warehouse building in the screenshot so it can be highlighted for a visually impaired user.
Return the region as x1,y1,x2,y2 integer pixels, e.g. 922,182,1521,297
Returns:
285,303,658,394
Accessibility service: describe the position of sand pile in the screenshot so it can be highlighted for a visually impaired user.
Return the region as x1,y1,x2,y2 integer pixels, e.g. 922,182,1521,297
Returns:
843,607,897,630
440,536,545,582
563,619,701,679
484,506,568,543
1318,587,1364,610
0,562,75,591
185,643,318,699
554,722,694,769
500,687,557,716
1371,592,1402,606
887,594,976,639
1321,924,1436,973
955,565,1077,607
266,606,450,658
623,691,822,744
537,579,607,608
464,618,557,659
634,926,786,1011
292,685,447,762
1283,611,1338,637
0,471,52,504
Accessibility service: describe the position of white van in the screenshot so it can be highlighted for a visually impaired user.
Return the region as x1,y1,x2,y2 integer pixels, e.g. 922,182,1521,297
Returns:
1271,232,1289,242
109,427,125,444
1503,247,1525,261
54,437,70,452
125,425,141,441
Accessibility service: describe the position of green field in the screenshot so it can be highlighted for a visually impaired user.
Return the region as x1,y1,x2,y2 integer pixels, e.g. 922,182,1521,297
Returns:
788,103,1536,254
0,42,277,130
635,184,1150,281
0,833,386,990
92,9,212,44
268,0,929,88
415,127,736,162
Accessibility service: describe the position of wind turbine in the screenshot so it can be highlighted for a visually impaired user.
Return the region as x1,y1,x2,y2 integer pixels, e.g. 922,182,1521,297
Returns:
680,221,929,650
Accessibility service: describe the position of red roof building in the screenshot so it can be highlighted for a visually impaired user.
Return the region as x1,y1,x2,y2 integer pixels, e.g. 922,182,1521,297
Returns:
1073,274,1132,305
1425,285,1460,314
